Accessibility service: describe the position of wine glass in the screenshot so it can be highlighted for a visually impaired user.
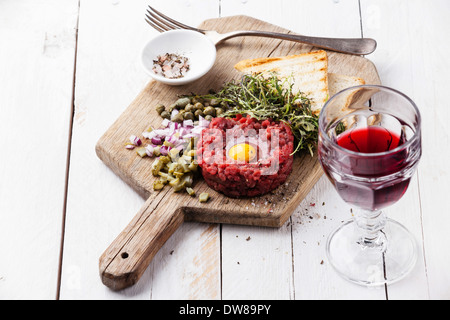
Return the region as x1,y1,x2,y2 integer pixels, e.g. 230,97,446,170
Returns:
318,85,422,286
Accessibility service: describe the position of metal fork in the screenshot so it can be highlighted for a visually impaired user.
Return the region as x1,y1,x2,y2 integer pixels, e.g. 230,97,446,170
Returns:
145,6,377,55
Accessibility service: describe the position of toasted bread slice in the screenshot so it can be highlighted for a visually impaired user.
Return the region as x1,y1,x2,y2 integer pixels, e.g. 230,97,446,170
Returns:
328,73,365,97
325,73,366,121
235,50,329,115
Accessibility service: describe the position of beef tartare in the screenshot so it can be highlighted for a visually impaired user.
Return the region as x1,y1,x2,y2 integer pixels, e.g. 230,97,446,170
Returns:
197,115,294,198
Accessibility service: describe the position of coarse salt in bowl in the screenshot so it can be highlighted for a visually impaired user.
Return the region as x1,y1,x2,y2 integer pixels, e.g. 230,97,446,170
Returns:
141,29,217,86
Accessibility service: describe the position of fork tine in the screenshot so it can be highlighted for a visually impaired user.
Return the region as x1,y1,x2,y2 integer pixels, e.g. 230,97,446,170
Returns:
146,9,180,31
145,17,165,33
147,5,204,33
145,13,171,32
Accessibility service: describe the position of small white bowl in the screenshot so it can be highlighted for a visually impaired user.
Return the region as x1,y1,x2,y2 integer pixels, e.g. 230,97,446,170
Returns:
141,29,217,86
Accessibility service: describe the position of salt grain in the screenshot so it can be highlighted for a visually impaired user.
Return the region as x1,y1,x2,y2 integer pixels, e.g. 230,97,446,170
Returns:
153,53,190,79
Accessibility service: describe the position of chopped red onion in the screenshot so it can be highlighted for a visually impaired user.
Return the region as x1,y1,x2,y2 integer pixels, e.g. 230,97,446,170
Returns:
174,141,186,151
191,126,205,136
130,135,142,146
127,118,210,157
160,145,169,156
145,145,154,157
142,130,157,139
153,128,170,137
161,119,170,127
198,116,210,128
166,135,179,144
182,133,197,139
183,120,194,127
151,136,163,145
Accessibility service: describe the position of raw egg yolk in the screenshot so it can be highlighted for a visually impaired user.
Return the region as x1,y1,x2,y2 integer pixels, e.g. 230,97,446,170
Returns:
228,143,256,162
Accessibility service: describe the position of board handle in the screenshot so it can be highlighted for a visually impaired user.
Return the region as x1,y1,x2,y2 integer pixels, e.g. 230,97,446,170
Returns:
99,197,184,291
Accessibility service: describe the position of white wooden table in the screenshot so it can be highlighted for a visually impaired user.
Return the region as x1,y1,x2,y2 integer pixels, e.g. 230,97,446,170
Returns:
1,0,449,300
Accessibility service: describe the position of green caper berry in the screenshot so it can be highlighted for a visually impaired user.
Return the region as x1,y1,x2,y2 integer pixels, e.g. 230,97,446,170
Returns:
205,115,213,121
220,101,229,109
194,102,204,111
184,112,194,120
160,111,170,119
191,97,203,104
168,104,177,112
203,106,216,116
210,99,220,106
194,110,204,118
155,104,165,115
215,108,224,116
175,97,191,108
173,113,184,123
185,103,194,112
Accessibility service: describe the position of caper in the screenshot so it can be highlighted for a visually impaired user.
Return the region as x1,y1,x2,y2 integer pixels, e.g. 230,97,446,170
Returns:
155,104,165,115
175,97,191,109
191,97,203,104
210,99,220,106
160,111,170,119
194,102,204,111
205,115,213,121
184,112,194,120
185,103,194,112
215,107,224,116
172,113,184,123
194,110,204,118
204,106,216,116
168,103,177,112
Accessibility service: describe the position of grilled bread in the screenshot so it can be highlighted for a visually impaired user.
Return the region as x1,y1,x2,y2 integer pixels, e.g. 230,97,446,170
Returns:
325,73,366,121
328,73,365,97
234,50,329,115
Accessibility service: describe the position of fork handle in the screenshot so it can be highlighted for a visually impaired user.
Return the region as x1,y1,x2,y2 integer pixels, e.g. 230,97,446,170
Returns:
212,30,377,55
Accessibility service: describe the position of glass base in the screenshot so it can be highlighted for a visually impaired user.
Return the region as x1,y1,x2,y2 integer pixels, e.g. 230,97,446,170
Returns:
326,218,418,287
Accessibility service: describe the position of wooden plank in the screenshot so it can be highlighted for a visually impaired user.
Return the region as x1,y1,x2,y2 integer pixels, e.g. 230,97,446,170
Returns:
0,0,79,299
221,223,294,299
221,0,387,300
59,0,221,299
362,0,450,299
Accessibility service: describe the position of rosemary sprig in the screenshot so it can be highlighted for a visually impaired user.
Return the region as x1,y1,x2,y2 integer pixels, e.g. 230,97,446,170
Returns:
191,73,319,156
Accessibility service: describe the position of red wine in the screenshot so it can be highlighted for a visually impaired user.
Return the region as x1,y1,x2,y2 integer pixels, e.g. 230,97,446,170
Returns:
337,126,402,154
324,126,411,211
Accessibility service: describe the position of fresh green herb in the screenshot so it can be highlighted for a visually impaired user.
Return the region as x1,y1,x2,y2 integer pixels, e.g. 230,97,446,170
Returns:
187,73,319,156
335,122,346,136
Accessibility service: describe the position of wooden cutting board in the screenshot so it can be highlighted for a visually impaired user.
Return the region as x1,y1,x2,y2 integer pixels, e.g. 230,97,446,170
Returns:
97,16,381,291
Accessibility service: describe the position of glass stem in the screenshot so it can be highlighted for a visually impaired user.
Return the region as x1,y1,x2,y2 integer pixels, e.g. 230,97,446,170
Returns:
353,209,387,251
